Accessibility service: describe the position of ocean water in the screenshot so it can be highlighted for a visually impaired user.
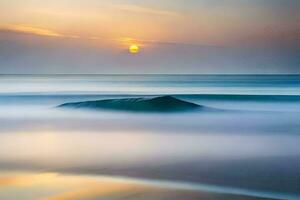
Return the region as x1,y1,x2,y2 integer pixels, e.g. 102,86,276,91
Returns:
0,74,300,200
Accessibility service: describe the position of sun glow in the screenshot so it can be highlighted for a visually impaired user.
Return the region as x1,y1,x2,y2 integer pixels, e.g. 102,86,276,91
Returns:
129,44,140,54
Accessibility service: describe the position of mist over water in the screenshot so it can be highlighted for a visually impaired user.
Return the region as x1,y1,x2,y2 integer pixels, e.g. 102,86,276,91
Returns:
0,75,300,199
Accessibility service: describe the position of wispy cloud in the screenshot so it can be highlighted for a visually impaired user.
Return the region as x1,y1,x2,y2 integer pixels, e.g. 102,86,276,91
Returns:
115,4,180,17
0,24,63,37
0,25,217,48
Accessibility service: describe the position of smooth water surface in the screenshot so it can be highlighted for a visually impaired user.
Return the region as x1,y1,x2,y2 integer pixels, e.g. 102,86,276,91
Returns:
0,75,300,199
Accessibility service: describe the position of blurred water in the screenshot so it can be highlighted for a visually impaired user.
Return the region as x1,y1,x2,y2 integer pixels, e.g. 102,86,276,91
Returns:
1,74,300,95
0,75,300,199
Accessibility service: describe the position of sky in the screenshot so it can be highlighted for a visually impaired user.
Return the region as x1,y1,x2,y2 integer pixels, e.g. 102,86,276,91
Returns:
0,0,299,74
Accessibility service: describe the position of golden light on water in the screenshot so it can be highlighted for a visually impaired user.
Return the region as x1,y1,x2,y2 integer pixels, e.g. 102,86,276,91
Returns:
129,44,140,54
0,172,137,200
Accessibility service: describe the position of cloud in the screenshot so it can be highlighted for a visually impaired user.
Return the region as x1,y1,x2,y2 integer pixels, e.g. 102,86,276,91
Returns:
0,24,62,37
115,4,180,17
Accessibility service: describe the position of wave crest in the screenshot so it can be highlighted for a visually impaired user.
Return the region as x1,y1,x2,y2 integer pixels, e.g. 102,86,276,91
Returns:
58,95,204,113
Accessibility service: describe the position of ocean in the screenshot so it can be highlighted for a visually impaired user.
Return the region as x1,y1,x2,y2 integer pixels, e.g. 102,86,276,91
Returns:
0,74,299,200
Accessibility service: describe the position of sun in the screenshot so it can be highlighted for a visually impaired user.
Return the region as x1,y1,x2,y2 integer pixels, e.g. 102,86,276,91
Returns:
129,44,139,54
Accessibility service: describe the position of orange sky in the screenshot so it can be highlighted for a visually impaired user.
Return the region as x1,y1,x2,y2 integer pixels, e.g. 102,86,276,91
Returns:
1,0,299,48
0,0,299,73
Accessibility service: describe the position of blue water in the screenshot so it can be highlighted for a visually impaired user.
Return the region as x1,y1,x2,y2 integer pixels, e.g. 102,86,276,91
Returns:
0,74,300,199
1,74,300,95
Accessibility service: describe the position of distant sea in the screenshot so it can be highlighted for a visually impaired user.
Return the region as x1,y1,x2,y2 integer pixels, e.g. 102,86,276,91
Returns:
0,74,300,200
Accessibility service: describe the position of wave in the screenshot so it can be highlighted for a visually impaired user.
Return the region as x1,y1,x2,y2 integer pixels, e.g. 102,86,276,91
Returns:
178,94,300,102
57,95,214,113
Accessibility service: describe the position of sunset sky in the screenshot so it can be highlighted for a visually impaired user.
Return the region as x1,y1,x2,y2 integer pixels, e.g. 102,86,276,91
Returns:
0,0,299,74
